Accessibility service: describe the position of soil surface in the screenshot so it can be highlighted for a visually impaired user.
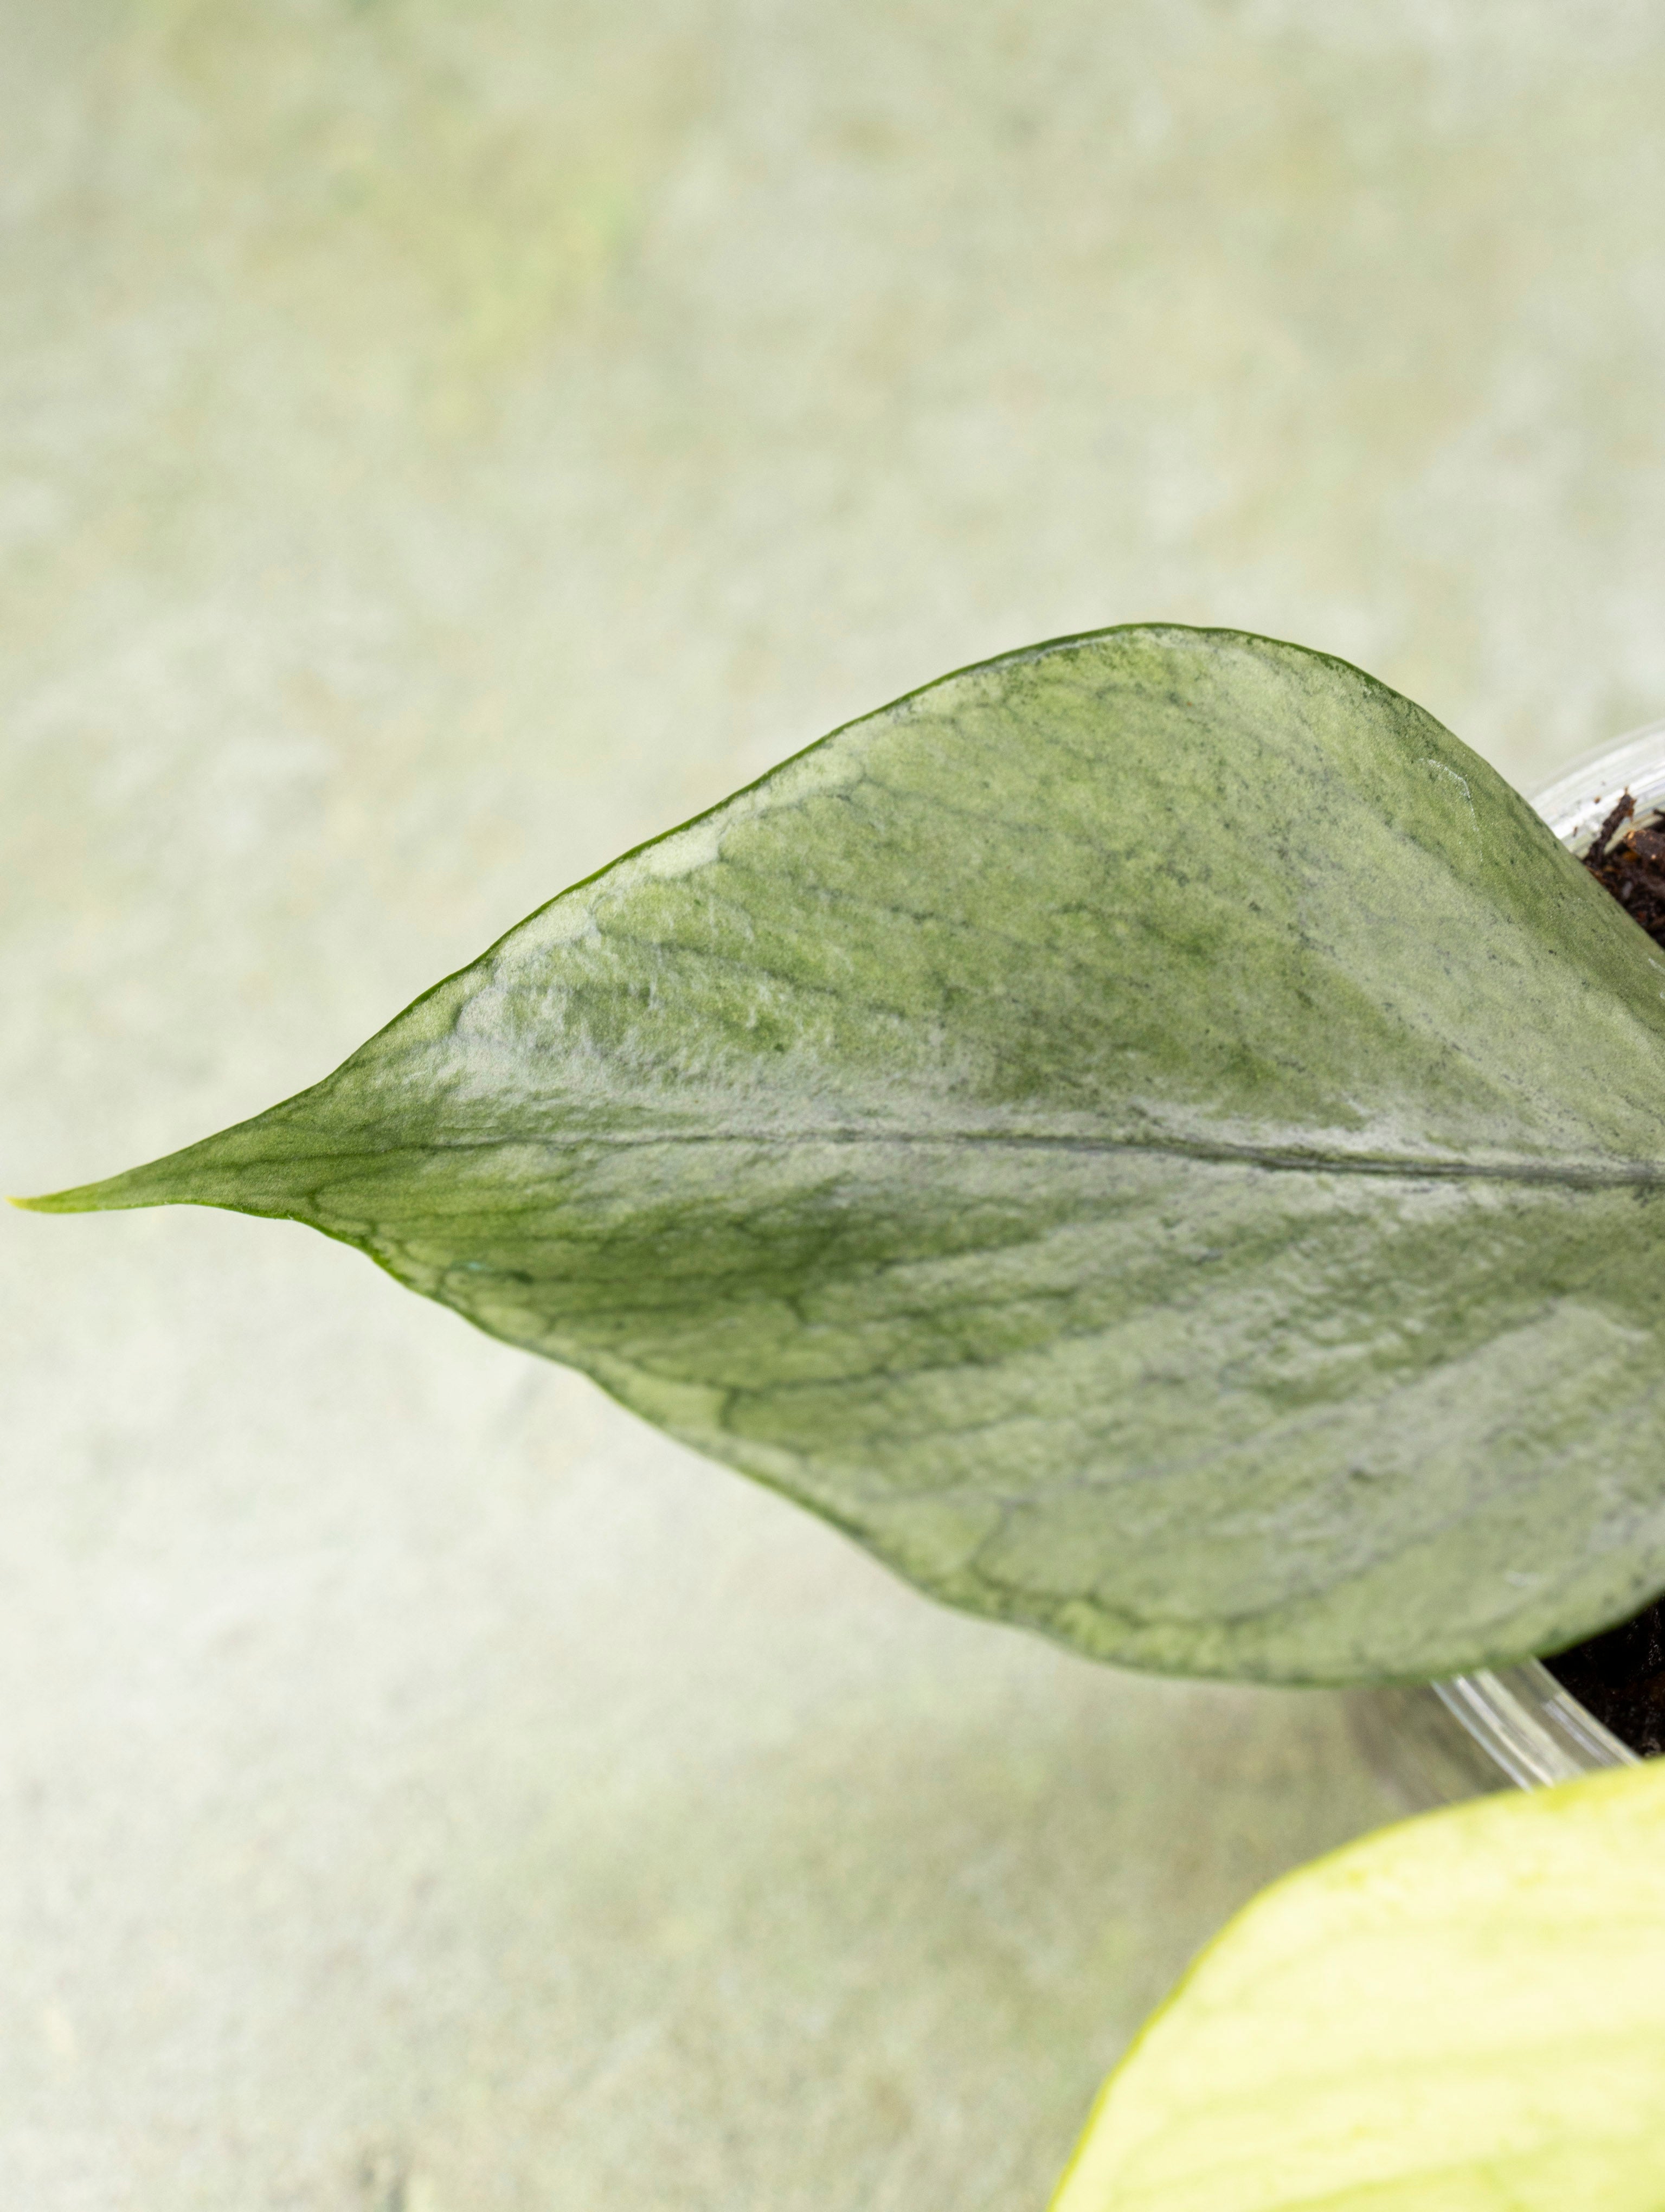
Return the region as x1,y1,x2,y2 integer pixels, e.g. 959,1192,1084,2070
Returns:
1575,790,1665,942
1540,792,1665,1755
1543,1601,1665,1758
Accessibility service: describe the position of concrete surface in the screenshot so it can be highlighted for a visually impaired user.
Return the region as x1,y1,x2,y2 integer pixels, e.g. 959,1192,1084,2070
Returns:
4,2,1663,2204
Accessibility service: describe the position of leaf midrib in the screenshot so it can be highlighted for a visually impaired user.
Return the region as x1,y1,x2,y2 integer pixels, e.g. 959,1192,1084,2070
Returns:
82,1124,1665,1198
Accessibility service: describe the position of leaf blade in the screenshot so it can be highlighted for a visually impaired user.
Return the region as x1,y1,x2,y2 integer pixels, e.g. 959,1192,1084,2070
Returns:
29,625,1665,1680
1050,1761,1665,2212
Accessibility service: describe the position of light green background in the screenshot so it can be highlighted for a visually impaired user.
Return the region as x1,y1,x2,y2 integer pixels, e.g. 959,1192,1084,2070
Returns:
3,4,1661,2205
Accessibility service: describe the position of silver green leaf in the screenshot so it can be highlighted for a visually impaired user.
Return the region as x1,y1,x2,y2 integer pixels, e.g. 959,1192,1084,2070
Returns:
25,626,1665,1683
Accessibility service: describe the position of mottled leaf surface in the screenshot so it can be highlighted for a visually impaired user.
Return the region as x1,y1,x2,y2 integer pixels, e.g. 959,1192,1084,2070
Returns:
1051,1760,1665,2212
28,626,1665,1681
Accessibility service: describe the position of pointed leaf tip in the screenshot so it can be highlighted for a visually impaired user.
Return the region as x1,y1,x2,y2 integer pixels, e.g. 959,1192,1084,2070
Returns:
5,1118,331,1221
8,1171,182,1216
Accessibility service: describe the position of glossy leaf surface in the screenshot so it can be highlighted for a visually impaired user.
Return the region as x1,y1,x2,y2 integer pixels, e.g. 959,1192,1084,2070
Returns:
1051,1759,1665,2212
28,626,1665,1682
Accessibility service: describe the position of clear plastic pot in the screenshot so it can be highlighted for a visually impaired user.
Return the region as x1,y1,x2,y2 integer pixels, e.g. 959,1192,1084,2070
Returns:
1350,718,1665,1806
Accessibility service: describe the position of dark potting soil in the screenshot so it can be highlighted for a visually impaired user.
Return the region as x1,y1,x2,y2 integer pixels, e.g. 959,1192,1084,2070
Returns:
1539,792,1665,1756
1576,789,1665,943
1542,1603,1665,1758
